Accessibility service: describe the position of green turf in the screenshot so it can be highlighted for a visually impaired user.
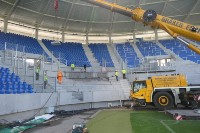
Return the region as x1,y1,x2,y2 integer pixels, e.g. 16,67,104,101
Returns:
130,111,172,133
163,120,200,133
130,111,200,133
87,110,200,133
87,110,132,133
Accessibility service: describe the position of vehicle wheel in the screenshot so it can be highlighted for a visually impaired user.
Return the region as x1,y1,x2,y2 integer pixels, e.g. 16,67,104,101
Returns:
153,92,174,110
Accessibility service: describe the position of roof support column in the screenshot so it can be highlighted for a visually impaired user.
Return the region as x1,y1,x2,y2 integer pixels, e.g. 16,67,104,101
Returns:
62,30,65,43
109,33,112,45
3,18,8,33
35,25,38,40
86,33,89,45
154,29,158,43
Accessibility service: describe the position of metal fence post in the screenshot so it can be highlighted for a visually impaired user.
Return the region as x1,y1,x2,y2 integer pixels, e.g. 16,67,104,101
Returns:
24,56,27,82
11,48,14,66
33,65,35,90
51,51,53,70
58,52,60,70
23,46,25,56
42,70,44,92
4,42,6,64
42,51,45,69
55,77,57,92
17,56,19,75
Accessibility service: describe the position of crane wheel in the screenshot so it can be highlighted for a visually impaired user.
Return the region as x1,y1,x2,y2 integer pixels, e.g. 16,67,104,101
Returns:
153,92,174,110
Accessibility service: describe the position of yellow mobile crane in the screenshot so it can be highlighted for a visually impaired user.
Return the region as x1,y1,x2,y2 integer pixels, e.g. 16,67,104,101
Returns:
82,0,200,110
81,0,200,55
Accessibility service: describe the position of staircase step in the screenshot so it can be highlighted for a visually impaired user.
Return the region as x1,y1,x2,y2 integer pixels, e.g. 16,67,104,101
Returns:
37,40,60,64
107,44,122,72
82,44,101,69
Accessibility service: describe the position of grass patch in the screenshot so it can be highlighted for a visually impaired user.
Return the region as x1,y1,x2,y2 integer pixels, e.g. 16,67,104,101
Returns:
87,110,132,133
163,120,200,133
130,111,172,133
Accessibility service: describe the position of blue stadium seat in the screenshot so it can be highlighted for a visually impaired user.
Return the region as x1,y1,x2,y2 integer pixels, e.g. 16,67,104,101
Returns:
136,41,167,57
0,85,3,90
116,42,140,68
88,43,114,67
5,83,11,90
18,82,23,90
15,76,20,82
42,39,91,67
0,78,5,83
159,39,200,64
5,89,11,94
23,82,28,90
12,83,18,90
12,90,17,94
0,67,34,94
0,90,4,94
0,31,44,55
17,90,23,94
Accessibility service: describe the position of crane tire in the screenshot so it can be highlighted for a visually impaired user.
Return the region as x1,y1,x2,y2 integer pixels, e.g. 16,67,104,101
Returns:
153,92,174,110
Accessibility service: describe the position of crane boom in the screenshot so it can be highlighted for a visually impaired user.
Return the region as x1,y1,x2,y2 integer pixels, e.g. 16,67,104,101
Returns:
82,0,200,54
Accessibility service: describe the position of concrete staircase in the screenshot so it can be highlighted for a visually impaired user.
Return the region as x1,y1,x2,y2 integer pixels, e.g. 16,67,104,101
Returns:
119,79,131,100
130,42,143,58
107,44,122,70
37,40,59,63
82,44,101,71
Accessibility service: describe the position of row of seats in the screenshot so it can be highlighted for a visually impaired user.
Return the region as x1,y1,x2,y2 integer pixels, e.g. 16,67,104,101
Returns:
116,42,140,68
2,30,199,68
0,31,44,55
89,44,114,67
136,41,167,56
160,39,200,64
42,39,91,67
0,67,33,94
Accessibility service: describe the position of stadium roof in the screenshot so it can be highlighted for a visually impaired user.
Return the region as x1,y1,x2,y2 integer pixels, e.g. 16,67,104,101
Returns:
0,0,200,34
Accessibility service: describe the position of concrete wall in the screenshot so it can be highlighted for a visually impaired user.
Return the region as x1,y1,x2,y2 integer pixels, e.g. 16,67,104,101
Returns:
175,63,200,84
0,89,123,116
0,101,121,122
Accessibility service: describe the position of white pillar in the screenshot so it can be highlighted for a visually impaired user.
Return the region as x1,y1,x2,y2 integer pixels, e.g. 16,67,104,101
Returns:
4,18,8,33
35,26,38,40
86,33,89,45
154,29,158,43
62,30,65,43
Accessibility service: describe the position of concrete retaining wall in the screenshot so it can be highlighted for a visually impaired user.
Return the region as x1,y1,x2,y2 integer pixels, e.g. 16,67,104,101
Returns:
0,90,122,116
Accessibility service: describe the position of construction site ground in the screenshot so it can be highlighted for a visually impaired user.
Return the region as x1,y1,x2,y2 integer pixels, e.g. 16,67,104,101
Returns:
23,108,200,133
23,110,99,133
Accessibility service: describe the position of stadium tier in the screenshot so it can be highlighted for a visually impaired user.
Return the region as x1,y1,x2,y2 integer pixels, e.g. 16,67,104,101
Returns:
0,67,33,94
160,39,200,64
136,41,167,56
0,31,43,54
88,43,114,67
116,42,140,68
42,39,91,67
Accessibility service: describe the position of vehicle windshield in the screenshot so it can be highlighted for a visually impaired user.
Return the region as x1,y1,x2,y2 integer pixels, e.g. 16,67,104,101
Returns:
72,123,85,129
132,81,146,92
